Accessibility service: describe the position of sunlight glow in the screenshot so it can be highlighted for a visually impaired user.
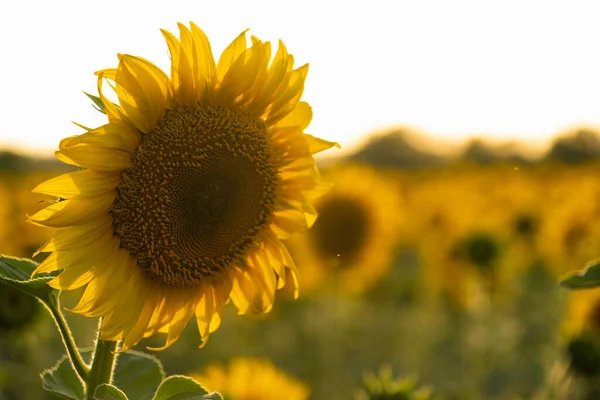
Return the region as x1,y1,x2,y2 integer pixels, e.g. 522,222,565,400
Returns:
2,0,600,156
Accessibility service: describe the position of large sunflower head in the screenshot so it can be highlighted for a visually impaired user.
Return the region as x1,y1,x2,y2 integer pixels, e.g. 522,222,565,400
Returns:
287,164,402,294
29,22,338,350
191,357,309,400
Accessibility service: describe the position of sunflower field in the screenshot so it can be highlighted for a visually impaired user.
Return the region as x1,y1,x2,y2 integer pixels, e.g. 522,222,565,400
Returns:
3,22,600,400
3,133,600,399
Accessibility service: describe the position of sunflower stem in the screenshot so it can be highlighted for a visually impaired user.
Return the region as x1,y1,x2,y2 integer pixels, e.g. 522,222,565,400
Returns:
85,328,119,400
47,295,90,381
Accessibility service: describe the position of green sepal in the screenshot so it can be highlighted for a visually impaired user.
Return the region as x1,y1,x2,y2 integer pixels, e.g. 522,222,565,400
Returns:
0,255,59,305
93,384,129,400
561,259,600,289
40,354,85,400
84,92,107,114
152,375,223,400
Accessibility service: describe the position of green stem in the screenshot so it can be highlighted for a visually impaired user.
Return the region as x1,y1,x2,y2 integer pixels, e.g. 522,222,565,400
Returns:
85,333,119,400
47,295,90,381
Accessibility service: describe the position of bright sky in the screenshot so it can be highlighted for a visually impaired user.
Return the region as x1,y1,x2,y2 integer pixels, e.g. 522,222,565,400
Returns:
2,0,600,156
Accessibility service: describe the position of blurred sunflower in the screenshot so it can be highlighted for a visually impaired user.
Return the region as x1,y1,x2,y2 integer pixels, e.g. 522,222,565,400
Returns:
192,357,309,400
536,165,600,277
403,165,534,307
563,288,600,338
29,22,338,350
287,165,402,294
562,289,600,378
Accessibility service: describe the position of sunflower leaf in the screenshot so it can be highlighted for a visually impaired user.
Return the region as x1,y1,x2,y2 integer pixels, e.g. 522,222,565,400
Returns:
113,350,166,400
84,91,107,114
0,255,59,304
93,384,129,400
561,260,600,289
40,354,85,400
152,375,223,400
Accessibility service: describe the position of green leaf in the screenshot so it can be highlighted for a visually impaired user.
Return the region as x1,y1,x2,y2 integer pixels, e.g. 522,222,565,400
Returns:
561,260,600,289
93,384,129,400
42,350,166,400
84,91,107,114
152,375,222,400
0,255,36,279
0,255,59,304
113,350,165,400
40,355,85,400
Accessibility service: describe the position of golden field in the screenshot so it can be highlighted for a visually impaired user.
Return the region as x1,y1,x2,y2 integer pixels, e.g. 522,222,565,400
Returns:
3,135,600,399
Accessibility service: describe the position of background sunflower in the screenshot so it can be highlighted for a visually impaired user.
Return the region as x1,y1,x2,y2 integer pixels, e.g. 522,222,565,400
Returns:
287,164,403,295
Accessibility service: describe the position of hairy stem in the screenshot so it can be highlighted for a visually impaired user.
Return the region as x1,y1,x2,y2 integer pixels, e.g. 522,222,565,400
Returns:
47,295,90,381
85,325,119,400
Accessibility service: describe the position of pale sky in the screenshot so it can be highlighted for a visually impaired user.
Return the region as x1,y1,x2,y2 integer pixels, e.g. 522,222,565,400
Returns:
2,0,600,156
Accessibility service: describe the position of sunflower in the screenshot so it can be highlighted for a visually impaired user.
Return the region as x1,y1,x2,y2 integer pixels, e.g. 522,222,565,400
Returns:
287,164,402,294
563,288,600,338
29,22,338,350
536,164,600,277
191,357,309,400
561,289,600,379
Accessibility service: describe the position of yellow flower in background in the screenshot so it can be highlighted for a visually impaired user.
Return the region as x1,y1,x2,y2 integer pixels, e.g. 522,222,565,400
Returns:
192,358,309,400
287,165,402,294
563,288,600,338
536,165,600,277
401,165,544,307
29,22,338,350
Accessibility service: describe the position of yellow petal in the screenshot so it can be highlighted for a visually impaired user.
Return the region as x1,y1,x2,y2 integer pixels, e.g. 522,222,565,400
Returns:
161,29,181,96
32,170,121,198
33,231,115,277
250,40,290,114
121,290,158,351
190,22,216,83
100,269,148,339
216,45,263,106
55,145,132,172
272,208,309,238
266,64,309,124
216,30,248,83
304,134,341,155
176,23,199,107
114,54,168,132
34,217,113,255
94,70,127,124
61,123,140,155
230,268,270,315
273,101,312,130
194,288,214,341
248,253,276,305
48,261,100,290
28,193,115,228
70,249,133,317
147,292,195,351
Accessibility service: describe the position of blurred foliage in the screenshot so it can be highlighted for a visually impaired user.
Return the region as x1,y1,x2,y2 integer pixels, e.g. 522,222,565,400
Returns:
546,127,600,164
347,125,600,170
348,130,446,170
5,126,600,399
356,367,432,400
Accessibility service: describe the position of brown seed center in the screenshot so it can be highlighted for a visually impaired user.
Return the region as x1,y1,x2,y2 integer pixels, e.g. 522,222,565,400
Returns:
112,105,278,287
